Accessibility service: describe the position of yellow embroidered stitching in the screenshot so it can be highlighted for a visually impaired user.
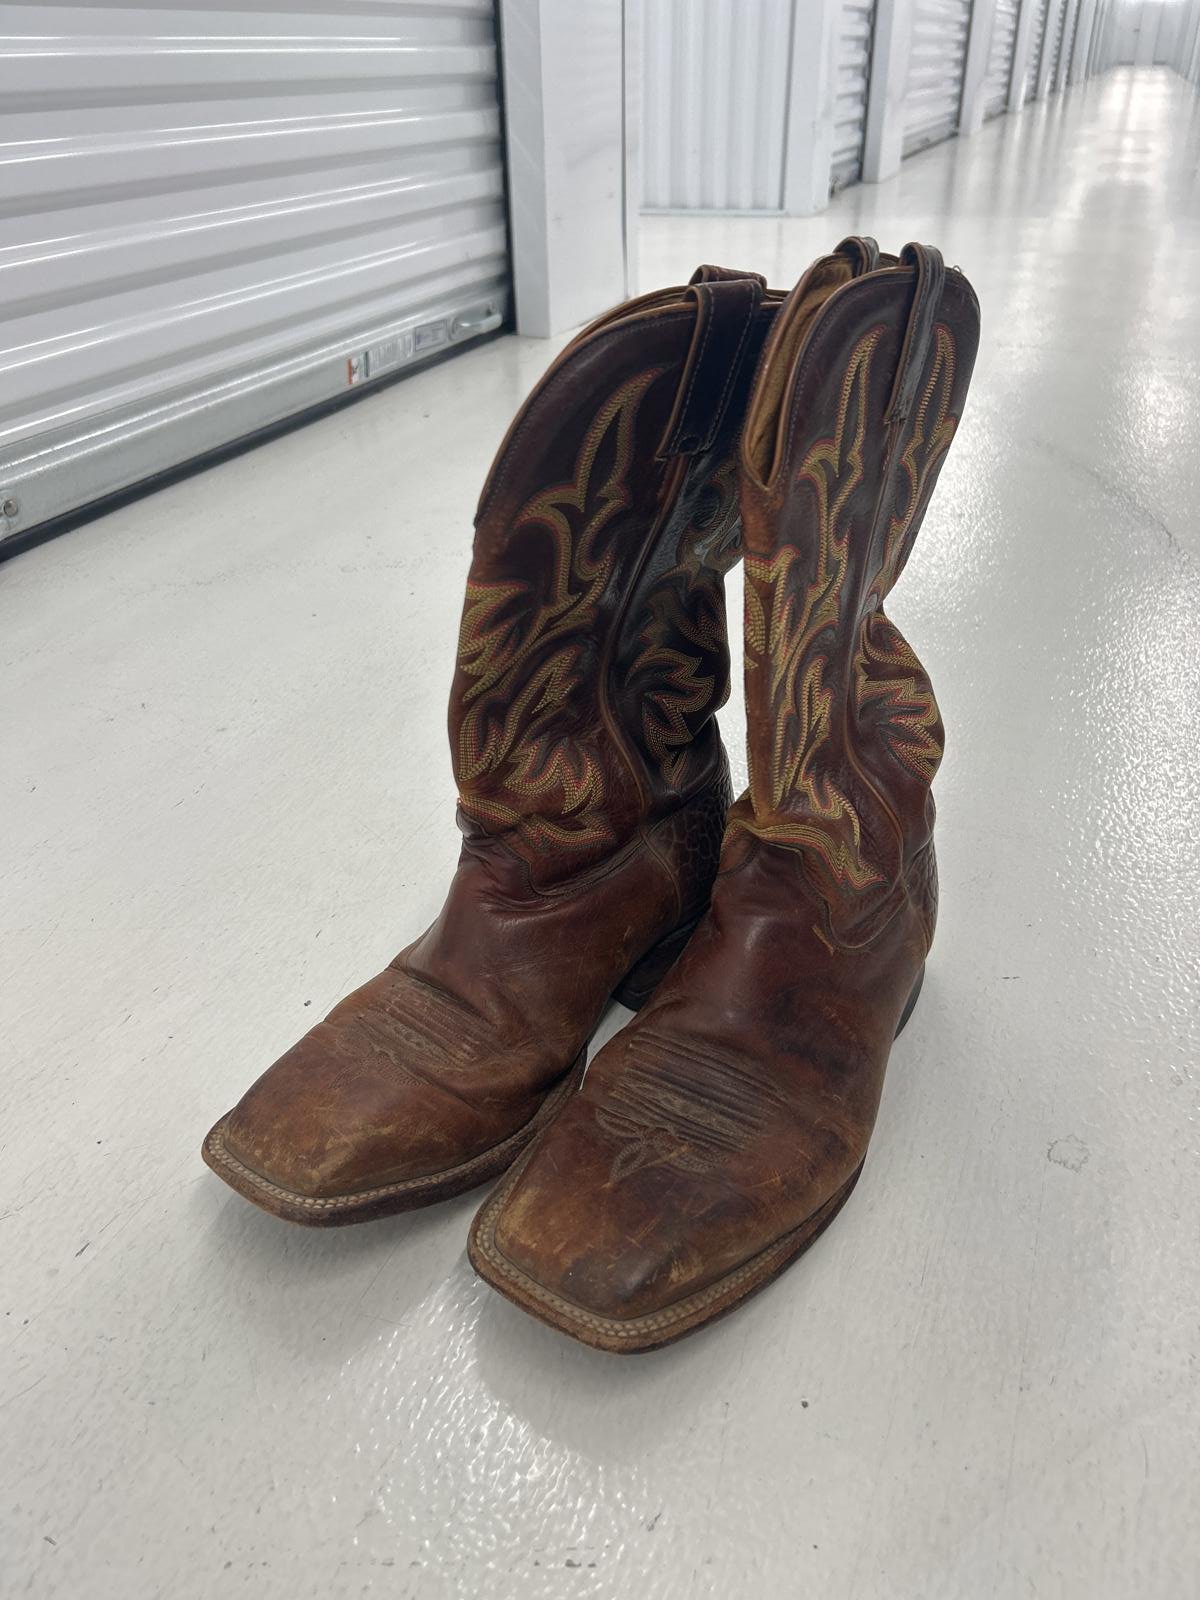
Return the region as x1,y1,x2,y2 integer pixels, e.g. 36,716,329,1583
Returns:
454,368,663,849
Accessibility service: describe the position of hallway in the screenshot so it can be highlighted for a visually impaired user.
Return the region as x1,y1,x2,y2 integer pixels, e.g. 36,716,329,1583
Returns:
2,67,1198,1600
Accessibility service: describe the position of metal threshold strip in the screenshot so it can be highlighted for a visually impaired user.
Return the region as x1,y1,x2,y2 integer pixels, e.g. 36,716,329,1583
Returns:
0,291,504,556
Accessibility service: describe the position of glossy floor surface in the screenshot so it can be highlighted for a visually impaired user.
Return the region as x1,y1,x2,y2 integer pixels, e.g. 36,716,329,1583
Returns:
3,68,1199,1600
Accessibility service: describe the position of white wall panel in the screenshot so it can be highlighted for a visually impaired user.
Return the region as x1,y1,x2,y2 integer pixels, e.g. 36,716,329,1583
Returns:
958,0,1000,136
640,0,794,211
831,0,878,187
1071,0,1089,69
1111,0,1150,59
1153,0,1190,58
1107,0,1200,68
1184,0,1200,79
1070,0,1101,77
500,0,629,336
1137,2,1163,59
862,0,912,182
1099,0,1200,71
0,1,510,539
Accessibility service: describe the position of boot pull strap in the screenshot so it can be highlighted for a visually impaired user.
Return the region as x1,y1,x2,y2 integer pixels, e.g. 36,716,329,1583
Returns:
834,235,880,274
688,263,768,288
658,273,766,458
884,242,946,426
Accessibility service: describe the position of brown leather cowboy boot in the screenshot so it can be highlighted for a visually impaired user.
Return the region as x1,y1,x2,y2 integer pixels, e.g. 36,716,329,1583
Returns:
469,242,980,1349
203,263,795,1224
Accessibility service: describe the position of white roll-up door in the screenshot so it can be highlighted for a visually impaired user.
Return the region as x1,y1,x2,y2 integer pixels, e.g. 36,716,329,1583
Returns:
640,0,793,211
983,0,1022,117
1045,0,1070,89
0,2,511,542
1026,0,1053,98
830,0,877,191
902,0,972,158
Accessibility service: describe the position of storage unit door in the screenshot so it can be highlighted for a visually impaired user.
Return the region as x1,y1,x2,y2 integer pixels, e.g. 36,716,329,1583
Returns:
902,0,972,158
639,0,795,212
830,0,877,191
1026,0,1053,98
0,2,511,543
983,0,1022,117
1045,0,1070,90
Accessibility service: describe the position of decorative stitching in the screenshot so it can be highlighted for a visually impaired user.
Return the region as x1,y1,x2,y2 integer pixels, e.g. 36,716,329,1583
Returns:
626,457,740,782
455,368,664,853
730,323,958,915
481,309,688,518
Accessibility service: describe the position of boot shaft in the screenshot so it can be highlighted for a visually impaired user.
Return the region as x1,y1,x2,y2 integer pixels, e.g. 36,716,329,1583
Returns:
733,243,980,940
449,268,778,882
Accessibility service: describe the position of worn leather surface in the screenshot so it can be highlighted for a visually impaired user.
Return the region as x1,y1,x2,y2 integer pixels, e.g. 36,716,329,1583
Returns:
472,242,980,1340
206,268,779,1209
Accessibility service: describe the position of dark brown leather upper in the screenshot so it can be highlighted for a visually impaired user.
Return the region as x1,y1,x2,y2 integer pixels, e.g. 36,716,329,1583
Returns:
207,269,782,1207
458,271,780,884
473,243,980,1337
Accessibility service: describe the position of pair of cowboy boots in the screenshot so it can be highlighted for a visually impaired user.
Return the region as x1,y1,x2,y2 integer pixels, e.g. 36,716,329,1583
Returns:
203,237,979,1353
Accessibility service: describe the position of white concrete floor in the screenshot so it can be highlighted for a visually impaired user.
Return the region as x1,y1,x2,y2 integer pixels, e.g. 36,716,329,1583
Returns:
2,66,1199,1600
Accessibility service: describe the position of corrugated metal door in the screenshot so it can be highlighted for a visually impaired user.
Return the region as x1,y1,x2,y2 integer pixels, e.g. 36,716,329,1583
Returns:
830,0,877,190
983,0,1022,117
1045,0,1070,89
0,2,510,542
1026,0,1053,98
640,0,794,211
902,0,972,158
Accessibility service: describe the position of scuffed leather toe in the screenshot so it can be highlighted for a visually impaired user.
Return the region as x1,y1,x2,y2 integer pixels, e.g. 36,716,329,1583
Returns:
203,964,560,1223
489,1130,706,1324
471,1087,784,1338
469,1015,872,1350
218,1018,506,1201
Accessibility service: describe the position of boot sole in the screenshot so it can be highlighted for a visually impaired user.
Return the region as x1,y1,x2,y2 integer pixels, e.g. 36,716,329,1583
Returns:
467,963,925,1353
200,918,700,1227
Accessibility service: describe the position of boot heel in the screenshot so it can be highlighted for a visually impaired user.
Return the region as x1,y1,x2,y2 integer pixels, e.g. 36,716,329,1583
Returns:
894,964,925,1038
612,920,701,1013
